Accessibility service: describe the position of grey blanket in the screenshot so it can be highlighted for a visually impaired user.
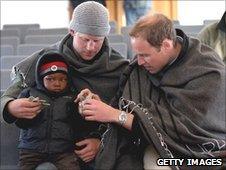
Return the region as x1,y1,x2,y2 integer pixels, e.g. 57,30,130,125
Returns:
95,37,226,169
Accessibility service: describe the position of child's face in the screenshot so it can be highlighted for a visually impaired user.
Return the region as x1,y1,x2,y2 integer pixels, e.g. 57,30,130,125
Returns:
43,72,68,93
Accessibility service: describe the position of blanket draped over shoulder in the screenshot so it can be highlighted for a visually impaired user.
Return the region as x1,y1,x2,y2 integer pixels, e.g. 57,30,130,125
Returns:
95,36,226,170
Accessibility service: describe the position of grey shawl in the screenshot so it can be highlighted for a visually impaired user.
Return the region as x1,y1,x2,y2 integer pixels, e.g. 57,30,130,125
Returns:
95,34,226,169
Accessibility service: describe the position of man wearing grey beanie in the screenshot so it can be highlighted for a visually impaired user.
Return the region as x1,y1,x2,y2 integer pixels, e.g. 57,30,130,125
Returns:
68,0,106,21
69,0,110,37
1,1,143,170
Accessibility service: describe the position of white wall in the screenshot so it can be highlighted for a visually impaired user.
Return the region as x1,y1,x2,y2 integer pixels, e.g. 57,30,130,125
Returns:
178,0,225,25
1,0,69,29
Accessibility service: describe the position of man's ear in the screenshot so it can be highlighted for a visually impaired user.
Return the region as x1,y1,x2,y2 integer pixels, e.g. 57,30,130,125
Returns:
161,39,173,52
69,29,75,36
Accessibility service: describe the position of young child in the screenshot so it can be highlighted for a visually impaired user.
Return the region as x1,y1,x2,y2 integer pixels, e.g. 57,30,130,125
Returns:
15,51,81,170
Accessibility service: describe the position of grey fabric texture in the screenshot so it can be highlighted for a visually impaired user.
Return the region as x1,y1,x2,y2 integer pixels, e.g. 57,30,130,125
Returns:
36,162,57,170
197,22,226,63
69,1,110,37
95,124,144,170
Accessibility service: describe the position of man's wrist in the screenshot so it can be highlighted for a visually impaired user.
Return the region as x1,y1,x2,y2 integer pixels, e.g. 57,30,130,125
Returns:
3,99,17,123
118,111,127,126
110,109,119,123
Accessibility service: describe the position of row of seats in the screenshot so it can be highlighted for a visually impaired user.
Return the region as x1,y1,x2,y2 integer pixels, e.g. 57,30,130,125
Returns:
0,22,127,57
0,24,207,44
1,22,117,43
172,19,219,26
1,34,126,54
1,69,11,91
121,24,204,36
1,55,27,69
2,23,40,44
1,20,218,59
1,41,127,57
0,121,19,169
0,26,203,58
1,19,217,39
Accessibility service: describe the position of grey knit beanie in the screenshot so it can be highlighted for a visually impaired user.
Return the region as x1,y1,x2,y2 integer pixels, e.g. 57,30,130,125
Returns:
69,1,110,37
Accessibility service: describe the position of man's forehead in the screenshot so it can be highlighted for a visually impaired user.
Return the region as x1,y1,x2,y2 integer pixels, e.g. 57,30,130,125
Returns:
76,32,105,40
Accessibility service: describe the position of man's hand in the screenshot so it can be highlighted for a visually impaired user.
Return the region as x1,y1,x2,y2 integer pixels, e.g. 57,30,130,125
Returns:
82,99,134,131
82,99,119,123
74,138,101,163
7,98,42,119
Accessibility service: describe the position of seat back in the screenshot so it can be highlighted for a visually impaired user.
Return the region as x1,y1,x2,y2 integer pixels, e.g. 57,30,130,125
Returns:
0,29,20,38
3,24,40,43
107,34,124,43
1,55,28,69
16,44,48,55
172,20,180,25
187,33,198,38
0,69,12,91
3,24,40,30
0,121,20,169
1,45,14,56
121,26,134,59
110,43,127,58
109,21,117,34
24,35,64,44
174,25,204,34
1,37,20,55
0,90,5,96
203,19,219,25
26,28,68,36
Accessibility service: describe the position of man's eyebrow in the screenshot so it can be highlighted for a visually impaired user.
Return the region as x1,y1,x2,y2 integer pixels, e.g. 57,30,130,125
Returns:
77,32,104,40
137,53,149,57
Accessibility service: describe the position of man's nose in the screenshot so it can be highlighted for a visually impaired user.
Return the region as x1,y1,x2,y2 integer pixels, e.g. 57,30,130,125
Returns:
137,57,145,65
86,41,95,51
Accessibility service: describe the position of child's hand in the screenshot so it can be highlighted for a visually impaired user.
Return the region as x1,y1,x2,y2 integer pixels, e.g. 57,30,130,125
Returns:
74,88,100,103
